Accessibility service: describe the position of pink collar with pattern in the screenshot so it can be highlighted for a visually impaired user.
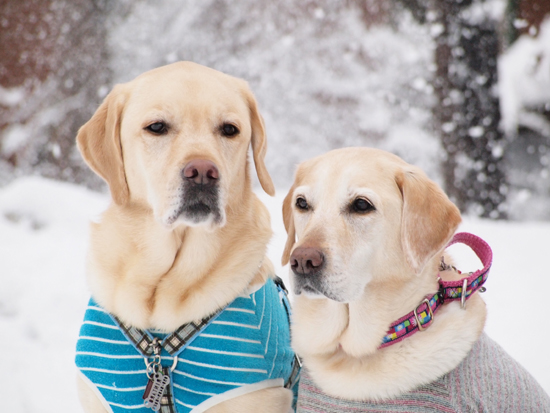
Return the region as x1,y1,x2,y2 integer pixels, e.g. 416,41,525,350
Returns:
380,232,492,348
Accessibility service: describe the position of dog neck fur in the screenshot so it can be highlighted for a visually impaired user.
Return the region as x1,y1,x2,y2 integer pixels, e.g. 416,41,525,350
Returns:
292,251,487,401
86,181,273,332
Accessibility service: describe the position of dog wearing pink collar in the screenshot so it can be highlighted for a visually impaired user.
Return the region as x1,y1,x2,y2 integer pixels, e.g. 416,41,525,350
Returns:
282,148,550,412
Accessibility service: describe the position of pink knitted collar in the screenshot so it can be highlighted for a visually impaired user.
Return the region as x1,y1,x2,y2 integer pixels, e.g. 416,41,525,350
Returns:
380,232,492,348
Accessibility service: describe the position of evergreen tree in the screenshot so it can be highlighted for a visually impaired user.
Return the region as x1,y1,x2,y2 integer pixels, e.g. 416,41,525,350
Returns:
400,0,507,218
435,0,507,218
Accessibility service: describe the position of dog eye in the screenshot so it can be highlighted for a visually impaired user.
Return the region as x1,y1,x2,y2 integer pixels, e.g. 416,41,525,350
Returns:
351,198,375,213
145,122,168,135
221,123,239,137
296,197,309,211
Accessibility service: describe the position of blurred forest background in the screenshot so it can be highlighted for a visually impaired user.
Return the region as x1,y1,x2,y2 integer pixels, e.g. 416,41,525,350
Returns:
1,0,550,220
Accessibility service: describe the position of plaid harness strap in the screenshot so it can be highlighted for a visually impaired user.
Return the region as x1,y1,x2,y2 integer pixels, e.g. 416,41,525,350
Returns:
380,232,492,348
112,311,221,358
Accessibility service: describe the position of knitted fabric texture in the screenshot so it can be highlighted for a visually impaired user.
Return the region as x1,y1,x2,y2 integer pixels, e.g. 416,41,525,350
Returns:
76,279,297,412
297,333,550,413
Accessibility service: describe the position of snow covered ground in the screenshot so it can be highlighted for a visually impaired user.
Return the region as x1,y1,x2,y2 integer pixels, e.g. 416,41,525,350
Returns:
0,177,549,412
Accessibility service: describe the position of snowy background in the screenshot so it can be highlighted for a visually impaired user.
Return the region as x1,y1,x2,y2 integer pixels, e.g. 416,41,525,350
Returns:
1,0,550,411
3,0,550,218
0,177,549,412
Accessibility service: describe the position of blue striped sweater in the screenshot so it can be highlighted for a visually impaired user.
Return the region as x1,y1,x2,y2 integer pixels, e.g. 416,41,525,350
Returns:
75,279,297,412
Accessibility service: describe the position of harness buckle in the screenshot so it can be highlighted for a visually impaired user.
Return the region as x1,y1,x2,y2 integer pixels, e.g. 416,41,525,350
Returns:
413,298,433,331
285,354,302,389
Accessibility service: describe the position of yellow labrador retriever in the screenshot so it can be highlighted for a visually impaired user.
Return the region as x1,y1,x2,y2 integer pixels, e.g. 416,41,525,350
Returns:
75,62,297,413
282,147,550,412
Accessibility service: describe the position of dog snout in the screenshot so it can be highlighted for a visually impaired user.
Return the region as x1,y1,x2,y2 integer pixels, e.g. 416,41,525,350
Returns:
182,160,219,185
290,247,324,276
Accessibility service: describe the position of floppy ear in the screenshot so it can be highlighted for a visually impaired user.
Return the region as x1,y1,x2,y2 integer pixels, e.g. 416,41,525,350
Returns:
281,185,297,266
76,85,129,205
244,88,275,196
395,167,461,274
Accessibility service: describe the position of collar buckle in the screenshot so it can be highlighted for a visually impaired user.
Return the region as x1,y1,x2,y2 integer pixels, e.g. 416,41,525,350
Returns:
413,298,434,332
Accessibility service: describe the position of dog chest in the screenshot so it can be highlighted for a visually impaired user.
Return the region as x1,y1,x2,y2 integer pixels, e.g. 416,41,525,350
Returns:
75,279,298,412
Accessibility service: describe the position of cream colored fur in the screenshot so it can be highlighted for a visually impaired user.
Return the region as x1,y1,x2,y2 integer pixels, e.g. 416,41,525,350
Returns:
76,62,291,412
282,147,486,401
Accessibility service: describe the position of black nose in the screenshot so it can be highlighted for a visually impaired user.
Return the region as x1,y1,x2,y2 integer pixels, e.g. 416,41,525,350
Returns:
182,160,219,186
290,247,324,276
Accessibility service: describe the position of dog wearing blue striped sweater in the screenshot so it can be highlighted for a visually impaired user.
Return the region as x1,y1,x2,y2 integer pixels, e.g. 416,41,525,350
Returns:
75,62,297,413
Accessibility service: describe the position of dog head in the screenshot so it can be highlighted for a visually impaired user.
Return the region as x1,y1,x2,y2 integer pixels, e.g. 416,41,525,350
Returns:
77,61,274,229
282,147,461,302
